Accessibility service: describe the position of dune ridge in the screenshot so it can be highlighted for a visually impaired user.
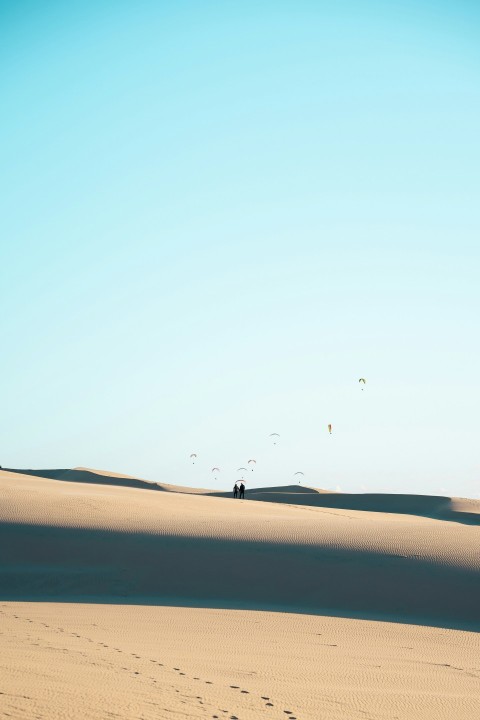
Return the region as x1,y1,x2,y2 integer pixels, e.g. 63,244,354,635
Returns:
1,469,479,630
4,466,164,491
5,466,480,523
2,467,480,720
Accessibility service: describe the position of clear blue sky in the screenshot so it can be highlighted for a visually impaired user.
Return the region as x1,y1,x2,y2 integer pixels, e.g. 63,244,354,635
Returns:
1,1,479,497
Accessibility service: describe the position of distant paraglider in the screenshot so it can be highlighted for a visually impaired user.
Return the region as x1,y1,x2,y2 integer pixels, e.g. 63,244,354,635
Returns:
180,374,372,487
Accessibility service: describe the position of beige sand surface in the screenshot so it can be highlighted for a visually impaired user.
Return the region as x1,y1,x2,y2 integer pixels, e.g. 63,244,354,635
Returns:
1,602,479,720
1,468,479,719
1,469,479,624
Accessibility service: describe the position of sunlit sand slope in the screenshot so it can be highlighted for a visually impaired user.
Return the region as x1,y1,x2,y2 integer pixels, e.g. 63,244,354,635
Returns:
7,466,479,522
1,470,479,627
1,602,479,720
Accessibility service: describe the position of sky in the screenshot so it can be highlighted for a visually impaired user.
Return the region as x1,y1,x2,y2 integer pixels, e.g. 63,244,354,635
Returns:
1,1,479,497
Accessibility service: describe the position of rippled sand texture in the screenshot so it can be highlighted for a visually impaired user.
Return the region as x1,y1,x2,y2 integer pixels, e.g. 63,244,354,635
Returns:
1,468,479,719
1,603,479,720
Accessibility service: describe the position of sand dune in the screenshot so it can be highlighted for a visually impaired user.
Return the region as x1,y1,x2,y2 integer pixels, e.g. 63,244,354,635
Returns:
7,466,480,523
2,602,479,720
1,467,479,719
211,485,480,524
4,465,164,491
1,468,479,627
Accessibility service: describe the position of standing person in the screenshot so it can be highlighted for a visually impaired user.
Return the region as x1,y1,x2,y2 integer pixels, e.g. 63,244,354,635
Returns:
239,482,245,499
233,483,238,498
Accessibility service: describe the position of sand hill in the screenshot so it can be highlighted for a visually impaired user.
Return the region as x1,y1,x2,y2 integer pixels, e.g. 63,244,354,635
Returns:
1,467,479,626
1,467,479,720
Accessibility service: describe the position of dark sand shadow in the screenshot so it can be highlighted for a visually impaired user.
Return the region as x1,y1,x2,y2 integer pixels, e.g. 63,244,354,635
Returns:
6,470,479,526
1,522,479,632
208,487,480,526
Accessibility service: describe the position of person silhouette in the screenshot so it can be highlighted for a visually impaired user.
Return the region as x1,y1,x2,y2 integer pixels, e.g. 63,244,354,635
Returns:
239,482,245,499
233,483,238,498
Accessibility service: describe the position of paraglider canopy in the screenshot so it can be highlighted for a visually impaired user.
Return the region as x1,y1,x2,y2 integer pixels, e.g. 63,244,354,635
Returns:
269,433,280,445
359,378,366,390
248,459,256,471
190,453,197,464
328,424,332,434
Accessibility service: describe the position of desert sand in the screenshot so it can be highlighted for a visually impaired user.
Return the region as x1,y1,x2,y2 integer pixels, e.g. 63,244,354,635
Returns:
1,467,479,719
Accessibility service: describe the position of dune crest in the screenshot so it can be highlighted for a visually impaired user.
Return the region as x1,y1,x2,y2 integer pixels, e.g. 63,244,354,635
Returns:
5,466,480,524
1,469,479,630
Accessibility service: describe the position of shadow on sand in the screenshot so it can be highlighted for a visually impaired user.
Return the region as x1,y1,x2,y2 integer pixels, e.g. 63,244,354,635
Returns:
4,468,164,492
1,522,479,632
207,486,480,526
